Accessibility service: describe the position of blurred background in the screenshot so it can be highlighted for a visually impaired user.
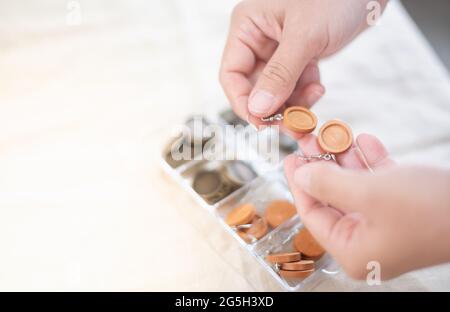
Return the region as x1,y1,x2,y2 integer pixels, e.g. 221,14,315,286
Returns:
0,0,449,291
402,0,450,70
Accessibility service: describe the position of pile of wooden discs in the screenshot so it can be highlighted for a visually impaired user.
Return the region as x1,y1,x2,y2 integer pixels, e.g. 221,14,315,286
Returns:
225,200,297,243
266,227,325,280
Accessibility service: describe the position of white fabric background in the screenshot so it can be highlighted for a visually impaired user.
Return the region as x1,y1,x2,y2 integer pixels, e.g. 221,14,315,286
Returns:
0,0,449,291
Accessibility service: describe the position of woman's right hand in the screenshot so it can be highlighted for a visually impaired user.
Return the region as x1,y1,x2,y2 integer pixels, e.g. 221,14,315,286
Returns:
220,0,388,129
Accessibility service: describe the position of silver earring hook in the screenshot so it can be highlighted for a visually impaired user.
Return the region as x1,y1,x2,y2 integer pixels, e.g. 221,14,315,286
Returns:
295,151,336,162
261,114,283,122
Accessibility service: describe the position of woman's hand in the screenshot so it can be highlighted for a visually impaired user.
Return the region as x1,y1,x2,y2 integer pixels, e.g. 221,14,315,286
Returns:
284,134,450,280
220,0,388,129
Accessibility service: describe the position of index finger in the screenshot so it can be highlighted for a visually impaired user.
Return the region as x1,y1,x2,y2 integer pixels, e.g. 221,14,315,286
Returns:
219,24,255,120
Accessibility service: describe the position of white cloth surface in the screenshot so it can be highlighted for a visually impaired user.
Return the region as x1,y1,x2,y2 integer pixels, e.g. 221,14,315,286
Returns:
0,0,449,291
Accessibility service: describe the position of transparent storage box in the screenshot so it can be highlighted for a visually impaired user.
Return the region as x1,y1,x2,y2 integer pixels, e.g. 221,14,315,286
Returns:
161,110,339,291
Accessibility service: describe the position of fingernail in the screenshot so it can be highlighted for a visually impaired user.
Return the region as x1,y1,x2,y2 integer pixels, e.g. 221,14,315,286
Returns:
294,166,312,193
249,90,275,115
306,90,324,106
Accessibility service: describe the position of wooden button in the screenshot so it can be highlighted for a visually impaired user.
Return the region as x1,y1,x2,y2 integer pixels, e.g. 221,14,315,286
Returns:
237,215,268,243
279,269,315,279
265,200,297,228
283,107,317,133
318,120,353,154
281,260,315,271
226,203,256,226
266,252,301,264
294,228,325,259
301,255,324,261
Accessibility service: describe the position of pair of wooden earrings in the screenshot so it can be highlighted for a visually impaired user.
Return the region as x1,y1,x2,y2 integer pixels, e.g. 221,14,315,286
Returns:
261,107,353,156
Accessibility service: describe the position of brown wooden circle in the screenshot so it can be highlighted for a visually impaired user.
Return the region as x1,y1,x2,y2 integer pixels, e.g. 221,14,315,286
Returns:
293,228,325,259
318,120,353,154
266,252,301,264
245,216,268,239
226,203,256,226
283,107,318,133
265,200,297,228
237,215,268,242
279,268,315,279
281,260,315,271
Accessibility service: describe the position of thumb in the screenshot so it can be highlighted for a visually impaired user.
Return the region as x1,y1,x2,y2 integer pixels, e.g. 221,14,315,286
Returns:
294,162,373,213
248,27,318,117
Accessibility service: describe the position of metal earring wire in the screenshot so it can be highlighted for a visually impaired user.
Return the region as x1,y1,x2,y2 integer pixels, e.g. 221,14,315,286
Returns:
232,224,252,230
232,224,258,244
261,114,284,122
355,145,375,173
274,263,281,272
295,150,336,162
